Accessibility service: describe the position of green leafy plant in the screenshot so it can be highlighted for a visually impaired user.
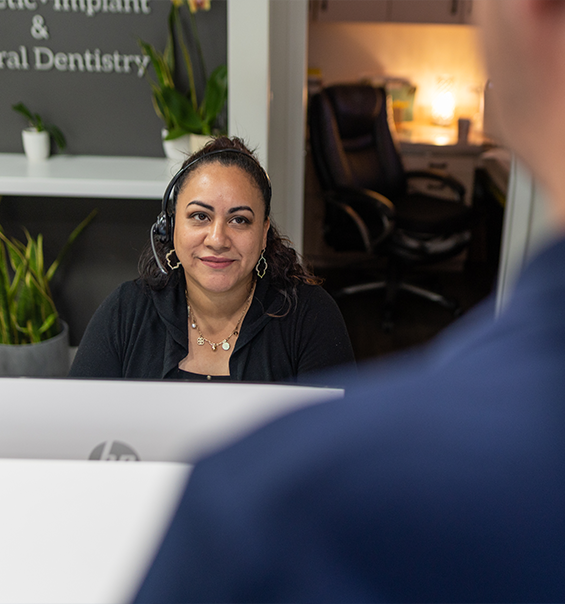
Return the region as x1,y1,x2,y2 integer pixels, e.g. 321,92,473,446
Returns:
12,102,67,151
138,0,227,139
0,210,96,345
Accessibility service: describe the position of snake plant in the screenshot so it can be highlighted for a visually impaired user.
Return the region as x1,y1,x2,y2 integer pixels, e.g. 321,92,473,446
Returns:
0,210,96,345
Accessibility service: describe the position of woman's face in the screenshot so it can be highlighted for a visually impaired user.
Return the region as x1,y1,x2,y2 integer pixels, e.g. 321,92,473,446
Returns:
173,162,270,296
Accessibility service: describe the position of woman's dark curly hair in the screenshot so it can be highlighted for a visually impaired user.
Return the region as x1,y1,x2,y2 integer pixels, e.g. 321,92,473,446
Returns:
138,136,320,314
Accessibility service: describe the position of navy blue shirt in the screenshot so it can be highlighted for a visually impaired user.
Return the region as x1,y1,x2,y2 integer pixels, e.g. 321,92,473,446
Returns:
134,238,565,602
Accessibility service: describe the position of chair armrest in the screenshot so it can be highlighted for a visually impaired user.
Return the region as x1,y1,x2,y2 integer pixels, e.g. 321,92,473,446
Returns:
325,196,373,253
331,187,395,248
405,169,466,202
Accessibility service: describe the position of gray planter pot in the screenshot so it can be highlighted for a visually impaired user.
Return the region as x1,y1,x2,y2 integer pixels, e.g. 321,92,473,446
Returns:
0,322,70,377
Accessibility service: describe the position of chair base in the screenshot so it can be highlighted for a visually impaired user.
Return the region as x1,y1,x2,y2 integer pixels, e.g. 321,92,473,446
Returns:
332,279,461,332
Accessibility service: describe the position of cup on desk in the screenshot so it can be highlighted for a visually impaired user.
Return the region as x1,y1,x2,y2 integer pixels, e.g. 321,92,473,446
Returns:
457,118,471,144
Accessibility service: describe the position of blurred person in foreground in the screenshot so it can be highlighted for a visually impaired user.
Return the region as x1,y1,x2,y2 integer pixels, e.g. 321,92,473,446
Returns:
134,1,565,601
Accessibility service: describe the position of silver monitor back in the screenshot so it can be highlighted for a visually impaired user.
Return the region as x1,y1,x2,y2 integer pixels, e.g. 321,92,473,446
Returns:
0,378,343,463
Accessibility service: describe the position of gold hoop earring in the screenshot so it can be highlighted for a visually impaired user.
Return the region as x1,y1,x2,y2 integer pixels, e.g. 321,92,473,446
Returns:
166,249,182,271
255,249,267,279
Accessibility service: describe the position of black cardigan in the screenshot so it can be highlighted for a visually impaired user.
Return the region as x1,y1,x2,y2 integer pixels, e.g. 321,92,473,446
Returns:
69,273,355,385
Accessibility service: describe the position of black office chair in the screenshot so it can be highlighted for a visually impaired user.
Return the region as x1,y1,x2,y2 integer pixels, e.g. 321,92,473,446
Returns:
309,83,475,329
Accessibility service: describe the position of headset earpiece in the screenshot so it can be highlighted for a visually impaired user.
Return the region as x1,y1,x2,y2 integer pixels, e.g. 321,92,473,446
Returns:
153,212,169,243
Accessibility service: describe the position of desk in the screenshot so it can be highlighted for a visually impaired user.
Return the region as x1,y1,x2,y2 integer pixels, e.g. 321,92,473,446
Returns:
396,121,490,150
0,458,190,604
0,153,177,199
0,378,342,602
396,122,494,205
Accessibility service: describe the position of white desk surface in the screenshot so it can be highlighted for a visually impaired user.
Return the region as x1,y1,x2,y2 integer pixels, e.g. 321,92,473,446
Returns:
0,458,191,604
396,121,493,155
0,153,181,199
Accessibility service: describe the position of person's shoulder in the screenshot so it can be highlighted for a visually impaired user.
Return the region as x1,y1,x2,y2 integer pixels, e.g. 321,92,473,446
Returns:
296,280,327,296
295,280,340,308
107,278,145,299
98,278,150,312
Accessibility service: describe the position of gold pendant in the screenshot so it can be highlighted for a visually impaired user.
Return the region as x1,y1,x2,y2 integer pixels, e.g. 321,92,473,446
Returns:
211,343,217,351
197,336,205,346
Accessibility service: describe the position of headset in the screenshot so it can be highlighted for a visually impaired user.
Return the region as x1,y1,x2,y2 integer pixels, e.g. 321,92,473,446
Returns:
150,148,272,274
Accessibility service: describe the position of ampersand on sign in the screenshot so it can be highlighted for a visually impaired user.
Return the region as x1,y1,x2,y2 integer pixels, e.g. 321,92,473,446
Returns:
31,15,49,40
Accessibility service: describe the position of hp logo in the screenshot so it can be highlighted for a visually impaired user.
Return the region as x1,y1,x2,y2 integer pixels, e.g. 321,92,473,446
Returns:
89,441,140,461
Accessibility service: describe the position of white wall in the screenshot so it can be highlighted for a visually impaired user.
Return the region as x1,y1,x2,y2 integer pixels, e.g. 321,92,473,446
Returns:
308,21,487,124
227,0,308,253
227,0,270,166
268,0,308,252
496,158,559,313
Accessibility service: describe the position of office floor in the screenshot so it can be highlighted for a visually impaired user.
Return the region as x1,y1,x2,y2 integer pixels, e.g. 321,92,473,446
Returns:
314,258,497,363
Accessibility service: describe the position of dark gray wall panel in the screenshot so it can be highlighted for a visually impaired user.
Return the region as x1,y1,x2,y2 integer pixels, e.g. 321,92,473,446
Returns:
0,0,227,157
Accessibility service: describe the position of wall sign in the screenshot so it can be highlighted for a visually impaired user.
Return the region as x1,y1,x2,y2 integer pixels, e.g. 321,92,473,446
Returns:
1,0,153,76
0,0,226,156
2,45,151,76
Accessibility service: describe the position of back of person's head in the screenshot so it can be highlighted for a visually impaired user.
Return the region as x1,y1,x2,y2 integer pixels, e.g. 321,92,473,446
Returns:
478,0,565,221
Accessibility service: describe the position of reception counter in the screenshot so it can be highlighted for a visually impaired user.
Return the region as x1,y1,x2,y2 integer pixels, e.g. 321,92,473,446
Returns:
0,378,342,603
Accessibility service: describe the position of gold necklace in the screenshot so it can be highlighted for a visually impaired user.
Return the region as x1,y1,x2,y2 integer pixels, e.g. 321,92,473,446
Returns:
185,284,255,352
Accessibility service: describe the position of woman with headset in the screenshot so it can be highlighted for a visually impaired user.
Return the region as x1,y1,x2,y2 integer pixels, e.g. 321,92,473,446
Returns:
69,136,355,383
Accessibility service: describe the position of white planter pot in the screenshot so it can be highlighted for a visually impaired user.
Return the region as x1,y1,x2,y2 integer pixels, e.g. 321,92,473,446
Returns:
0,321,70,377
22,128,50,161
161,130,213,161
188,133,213,153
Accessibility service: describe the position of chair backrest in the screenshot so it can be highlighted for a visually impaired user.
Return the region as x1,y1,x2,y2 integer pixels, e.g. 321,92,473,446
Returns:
309,84,407,200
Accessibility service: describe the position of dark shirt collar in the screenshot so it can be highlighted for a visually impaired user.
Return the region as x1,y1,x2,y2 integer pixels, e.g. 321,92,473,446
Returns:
147,270,284,354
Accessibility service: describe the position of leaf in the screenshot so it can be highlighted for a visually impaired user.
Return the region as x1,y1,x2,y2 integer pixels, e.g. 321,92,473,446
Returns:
46,209,97,282
12,102,38,129
34,114,45,132
0,233,26,284
174,8,198,110
200,64,228,132
46,125,66,151
160,87,204,135
15,277,35,339
23,229,40,276
165,4,178,77
0,240,13,344
38,312,58,335
35,232,44,278
139,40,174,90
164,126,190,140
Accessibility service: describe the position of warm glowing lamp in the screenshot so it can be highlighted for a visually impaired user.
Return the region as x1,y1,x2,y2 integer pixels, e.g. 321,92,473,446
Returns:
431,76,455,126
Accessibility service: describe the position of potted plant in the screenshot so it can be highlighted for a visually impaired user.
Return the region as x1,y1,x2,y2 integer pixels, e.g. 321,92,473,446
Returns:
139,0,227,160
0,210,96,377
12,102,67,162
